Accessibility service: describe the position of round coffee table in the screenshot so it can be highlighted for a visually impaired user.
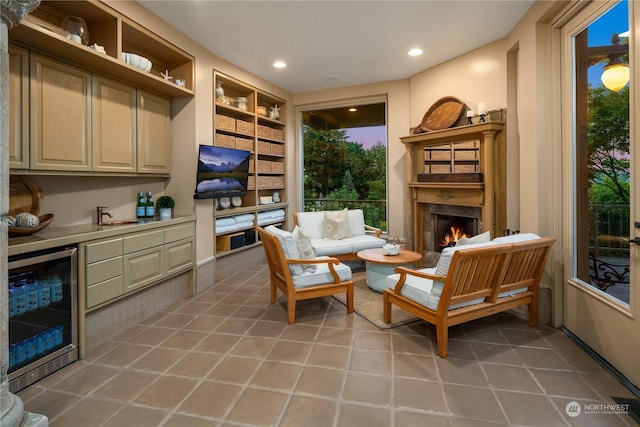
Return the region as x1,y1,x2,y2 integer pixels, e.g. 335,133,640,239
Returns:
357,248,422,293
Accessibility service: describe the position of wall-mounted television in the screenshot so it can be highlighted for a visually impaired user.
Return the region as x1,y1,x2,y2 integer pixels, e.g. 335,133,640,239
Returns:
193,145,251,199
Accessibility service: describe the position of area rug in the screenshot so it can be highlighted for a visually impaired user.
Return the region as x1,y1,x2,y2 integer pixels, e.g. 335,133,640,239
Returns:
333,272,420,329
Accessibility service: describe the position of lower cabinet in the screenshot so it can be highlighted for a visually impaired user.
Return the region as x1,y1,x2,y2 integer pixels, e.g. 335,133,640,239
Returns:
82,222,195,310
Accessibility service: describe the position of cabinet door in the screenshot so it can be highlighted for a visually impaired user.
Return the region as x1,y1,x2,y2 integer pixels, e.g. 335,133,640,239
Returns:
123,246,164,293
165,238,195,276
93,76,137,172
137,90,171,174
8,45,29,169
30,54,91,171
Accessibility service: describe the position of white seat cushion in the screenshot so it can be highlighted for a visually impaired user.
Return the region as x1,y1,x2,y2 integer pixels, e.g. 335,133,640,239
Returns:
386,268,484,311
347,235,386,252
291,256,352,288
311,239,353,256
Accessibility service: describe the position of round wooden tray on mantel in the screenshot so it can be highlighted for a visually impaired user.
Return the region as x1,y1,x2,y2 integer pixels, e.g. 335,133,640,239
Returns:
413,96,466,134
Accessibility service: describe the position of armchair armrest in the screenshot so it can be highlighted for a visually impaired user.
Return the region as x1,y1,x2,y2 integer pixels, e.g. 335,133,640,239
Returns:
392,266,447,294
364,224,382,238
285,257,343,283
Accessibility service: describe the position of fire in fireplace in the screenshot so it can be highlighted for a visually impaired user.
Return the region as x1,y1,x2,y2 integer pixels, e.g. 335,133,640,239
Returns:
436,215,478,250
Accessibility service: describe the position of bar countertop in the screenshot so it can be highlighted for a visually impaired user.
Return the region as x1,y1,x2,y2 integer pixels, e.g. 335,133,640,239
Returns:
8,215,197,257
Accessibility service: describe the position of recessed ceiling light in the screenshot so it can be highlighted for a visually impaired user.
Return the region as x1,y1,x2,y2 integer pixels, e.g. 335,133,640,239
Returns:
323,75,340,83
408,48,423,57
273,61,286,68
349,107,357,112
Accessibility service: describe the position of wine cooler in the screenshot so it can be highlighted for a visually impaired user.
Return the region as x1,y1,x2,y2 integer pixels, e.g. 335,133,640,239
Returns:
7,246,78,393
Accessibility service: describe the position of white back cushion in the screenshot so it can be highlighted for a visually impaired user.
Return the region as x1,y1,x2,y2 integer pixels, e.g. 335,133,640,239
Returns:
295,211,325,239
347,209,366,236
456,230,491,246
265,225,303,276
492,232,541,244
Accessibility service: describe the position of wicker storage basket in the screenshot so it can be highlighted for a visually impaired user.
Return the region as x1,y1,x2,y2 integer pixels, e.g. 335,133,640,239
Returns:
257,125,272,139
271,143,285,156
216,114,236,132
271,128,285,142
236,119,255,135
271,161,285,174
215,133,236,148
236,137,254,152
257,160,272,173
258,141,271,155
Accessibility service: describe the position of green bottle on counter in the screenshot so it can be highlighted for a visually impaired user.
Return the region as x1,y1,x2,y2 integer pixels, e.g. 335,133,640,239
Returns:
136,192,146,219
145,191,154,219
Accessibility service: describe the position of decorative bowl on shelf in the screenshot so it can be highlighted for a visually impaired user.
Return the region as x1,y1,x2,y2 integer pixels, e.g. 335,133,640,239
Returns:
121,52,152,72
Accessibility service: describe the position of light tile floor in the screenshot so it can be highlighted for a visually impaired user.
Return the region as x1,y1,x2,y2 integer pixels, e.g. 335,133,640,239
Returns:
18,262,640,426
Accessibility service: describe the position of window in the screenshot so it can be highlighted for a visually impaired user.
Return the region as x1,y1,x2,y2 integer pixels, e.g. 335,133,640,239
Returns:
301,102,387,231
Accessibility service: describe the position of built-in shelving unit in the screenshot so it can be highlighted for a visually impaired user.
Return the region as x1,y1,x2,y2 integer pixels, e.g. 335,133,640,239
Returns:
213,71,288,257
9,0,195,97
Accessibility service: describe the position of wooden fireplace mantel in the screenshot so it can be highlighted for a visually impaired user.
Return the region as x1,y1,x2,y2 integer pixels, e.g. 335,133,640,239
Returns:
401,119,506,253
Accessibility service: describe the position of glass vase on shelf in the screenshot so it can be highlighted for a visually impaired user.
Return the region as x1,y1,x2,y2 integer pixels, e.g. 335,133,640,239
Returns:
61,16,89,45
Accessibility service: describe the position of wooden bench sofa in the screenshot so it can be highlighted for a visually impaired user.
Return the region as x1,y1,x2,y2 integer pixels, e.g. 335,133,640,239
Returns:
383,234,556,357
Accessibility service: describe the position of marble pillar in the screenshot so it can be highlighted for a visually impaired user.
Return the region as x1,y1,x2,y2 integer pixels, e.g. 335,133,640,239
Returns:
1,1,45,426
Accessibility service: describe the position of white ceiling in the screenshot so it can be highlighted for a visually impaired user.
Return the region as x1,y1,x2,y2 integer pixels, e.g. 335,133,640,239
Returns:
138,1,534,94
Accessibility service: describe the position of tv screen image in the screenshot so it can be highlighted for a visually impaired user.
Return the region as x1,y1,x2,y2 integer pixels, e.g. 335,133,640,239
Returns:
194,145,251,199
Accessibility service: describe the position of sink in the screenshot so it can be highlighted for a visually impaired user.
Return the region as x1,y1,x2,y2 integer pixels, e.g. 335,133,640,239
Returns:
100,220,142,226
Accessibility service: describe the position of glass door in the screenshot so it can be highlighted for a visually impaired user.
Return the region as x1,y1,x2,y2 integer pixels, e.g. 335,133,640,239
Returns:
563,0,640,386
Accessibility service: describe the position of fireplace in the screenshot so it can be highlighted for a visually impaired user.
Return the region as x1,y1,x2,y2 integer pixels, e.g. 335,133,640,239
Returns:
400,118,506,267
422,203,482,265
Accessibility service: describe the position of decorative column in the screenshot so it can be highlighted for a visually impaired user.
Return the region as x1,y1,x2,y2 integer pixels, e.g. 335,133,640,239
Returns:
1,1,45,426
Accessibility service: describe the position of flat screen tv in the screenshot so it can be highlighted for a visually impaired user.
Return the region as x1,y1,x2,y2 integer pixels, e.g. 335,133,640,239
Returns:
193,145,251,199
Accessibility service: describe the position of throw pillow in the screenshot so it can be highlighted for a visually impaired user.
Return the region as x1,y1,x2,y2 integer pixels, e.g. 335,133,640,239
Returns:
292,225,317,273
265,225,304,276
456,230,491,246
323,208,351,240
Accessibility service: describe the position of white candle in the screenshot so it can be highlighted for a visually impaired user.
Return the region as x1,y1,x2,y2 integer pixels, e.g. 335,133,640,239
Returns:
466,110,474,118
478,102,487,115
69,34,81,43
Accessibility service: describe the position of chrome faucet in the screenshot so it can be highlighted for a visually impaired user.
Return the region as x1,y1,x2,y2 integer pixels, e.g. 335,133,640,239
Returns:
97,206,112,226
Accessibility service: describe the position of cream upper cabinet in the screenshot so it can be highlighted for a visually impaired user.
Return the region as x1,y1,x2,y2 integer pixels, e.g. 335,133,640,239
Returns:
30,53,91,172
137,90,171,174
8,45,29,169
92,76,137,173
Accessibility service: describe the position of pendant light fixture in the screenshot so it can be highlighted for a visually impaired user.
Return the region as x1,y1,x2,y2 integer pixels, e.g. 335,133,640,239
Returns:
600,33,629,92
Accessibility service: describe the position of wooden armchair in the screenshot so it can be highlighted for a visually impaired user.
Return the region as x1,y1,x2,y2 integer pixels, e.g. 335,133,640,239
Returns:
257,226,354,324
